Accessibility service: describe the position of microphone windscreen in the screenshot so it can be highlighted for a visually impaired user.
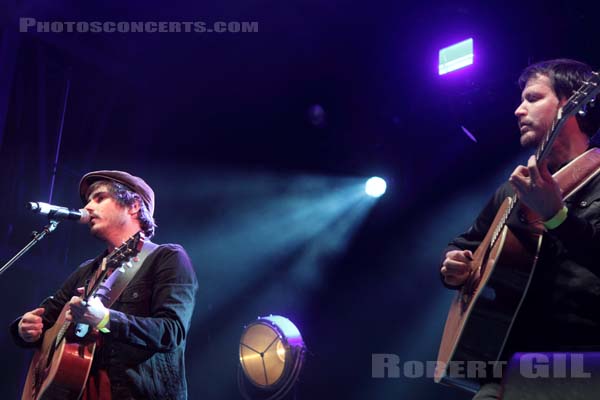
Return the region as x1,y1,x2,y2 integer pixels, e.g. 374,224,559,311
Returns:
79,209,91,224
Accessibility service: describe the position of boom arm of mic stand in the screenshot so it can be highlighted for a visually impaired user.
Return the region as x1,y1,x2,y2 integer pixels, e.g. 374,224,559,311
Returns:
0,220,60,277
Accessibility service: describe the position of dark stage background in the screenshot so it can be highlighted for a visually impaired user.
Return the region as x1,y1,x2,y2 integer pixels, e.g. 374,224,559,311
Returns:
1,1,599,399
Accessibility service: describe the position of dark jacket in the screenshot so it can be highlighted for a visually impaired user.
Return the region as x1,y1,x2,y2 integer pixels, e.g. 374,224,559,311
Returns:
11,243,198,400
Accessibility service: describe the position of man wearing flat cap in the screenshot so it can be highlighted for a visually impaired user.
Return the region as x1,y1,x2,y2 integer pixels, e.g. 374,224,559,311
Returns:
11,170,198,400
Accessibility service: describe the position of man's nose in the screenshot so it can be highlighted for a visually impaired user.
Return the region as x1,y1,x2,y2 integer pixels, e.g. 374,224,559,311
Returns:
84,200,94,212
514,102,527,118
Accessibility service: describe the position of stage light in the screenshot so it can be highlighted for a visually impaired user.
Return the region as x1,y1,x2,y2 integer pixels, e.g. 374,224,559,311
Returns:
238,315,306,400
365,177,386,198
439,38,473,75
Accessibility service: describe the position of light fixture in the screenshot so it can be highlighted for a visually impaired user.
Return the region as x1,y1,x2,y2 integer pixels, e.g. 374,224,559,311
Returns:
439,38,474,75
238,315,306,400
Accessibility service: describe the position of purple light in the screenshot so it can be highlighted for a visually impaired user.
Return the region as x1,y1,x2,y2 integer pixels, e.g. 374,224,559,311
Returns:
461,125,477,142
439,38,474,75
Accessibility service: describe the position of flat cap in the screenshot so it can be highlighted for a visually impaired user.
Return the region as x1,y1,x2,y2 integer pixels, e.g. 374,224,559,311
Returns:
79,170,155,216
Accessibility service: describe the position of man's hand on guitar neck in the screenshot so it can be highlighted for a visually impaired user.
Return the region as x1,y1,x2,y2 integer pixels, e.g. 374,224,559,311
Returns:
17,307,45,343
441,249,473,287
509,155,564,220
66,287,109,328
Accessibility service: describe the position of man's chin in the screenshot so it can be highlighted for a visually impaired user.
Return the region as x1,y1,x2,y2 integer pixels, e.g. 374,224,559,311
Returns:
520,132,540,148
89,225,105,240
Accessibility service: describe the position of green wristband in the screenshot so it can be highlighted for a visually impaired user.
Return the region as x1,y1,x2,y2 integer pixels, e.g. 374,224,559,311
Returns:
96,310,111,333
543,206,568,230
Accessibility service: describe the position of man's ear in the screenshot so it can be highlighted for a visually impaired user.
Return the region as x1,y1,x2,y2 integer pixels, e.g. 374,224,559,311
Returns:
128,200,141,216
558,96,569,108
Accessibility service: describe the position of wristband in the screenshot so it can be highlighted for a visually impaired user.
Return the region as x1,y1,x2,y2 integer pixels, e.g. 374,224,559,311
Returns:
96,309,111,333
543,205,568,230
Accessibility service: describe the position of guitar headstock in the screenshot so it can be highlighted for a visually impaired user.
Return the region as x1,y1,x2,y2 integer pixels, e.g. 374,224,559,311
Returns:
105,231,145,269
537,71,600,161
562,71,600,118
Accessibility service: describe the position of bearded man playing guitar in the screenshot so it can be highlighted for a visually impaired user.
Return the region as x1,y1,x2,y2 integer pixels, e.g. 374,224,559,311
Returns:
11,170,198,400
440,59,600,399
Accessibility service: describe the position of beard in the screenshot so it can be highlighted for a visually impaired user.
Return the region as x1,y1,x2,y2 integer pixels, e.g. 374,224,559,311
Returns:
519,129,542,148
519,120,553,149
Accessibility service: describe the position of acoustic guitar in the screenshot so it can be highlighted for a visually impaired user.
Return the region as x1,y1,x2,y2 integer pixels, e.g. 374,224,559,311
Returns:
21,232,144,400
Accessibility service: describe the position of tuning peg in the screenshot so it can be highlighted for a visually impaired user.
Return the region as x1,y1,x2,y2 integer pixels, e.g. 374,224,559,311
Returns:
578,100,595,117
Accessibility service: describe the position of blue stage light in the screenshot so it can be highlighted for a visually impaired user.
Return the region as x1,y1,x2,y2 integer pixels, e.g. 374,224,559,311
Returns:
365,177,386,198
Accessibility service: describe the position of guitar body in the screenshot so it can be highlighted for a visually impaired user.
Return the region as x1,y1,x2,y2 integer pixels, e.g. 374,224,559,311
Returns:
22,305,96,400
435,197,544,392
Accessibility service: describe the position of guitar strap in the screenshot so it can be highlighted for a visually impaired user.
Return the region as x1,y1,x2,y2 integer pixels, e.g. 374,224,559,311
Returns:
94,240,159,308
555,147,600,200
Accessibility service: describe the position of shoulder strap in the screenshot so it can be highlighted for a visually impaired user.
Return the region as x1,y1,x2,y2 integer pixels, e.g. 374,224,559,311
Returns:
95,240,159,308
555,148,600,200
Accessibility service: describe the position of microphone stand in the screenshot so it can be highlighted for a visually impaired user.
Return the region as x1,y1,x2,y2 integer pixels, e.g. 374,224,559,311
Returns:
0,220,59,276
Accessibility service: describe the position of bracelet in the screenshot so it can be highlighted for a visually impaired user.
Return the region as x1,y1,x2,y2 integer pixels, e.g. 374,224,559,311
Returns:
96,309,111,333
543,205,568,230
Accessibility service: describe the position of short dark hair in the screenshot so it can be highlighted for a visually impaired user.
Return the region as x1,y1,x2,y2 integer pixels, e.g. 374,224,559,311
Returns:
87,180,157,238
519,58,600,137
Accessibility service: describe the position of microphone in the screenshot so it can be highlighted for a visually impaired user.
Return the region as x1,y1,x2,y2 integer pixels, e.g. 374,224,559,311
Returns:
27,202,90,223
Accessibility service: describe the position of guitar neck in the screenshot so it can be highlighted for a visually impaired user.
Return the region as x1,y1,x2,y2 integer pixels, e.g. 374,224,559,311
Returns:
535,117,561,163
